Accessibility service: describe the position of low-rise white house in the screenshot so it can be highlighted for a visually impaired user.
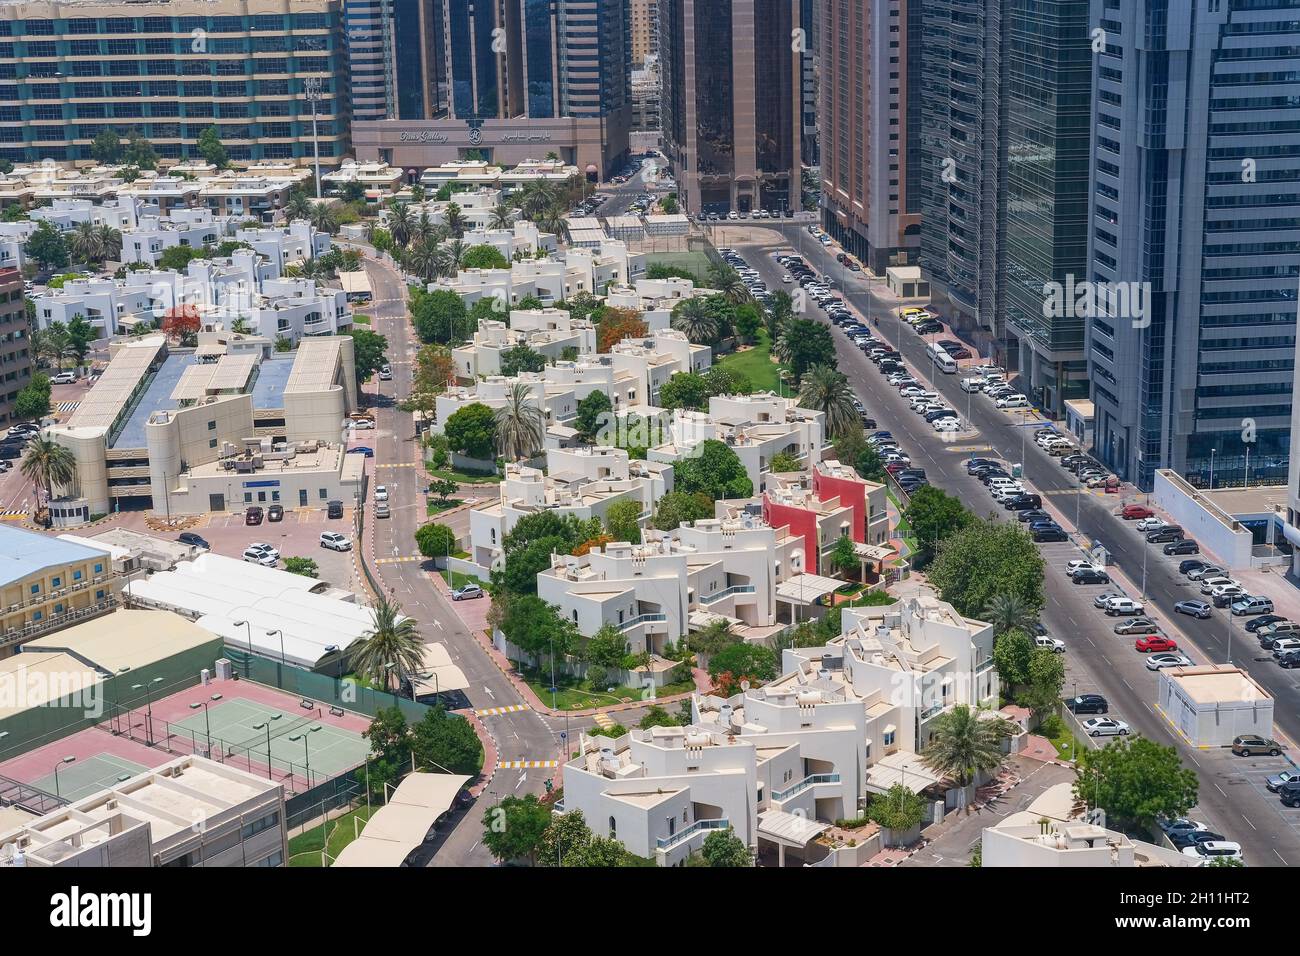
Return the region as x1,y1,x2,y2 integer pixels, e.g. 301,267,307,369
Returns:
118,208,237,266
452,310,596,380
607,331,712,406
431,241,645,307
321,160,404,197
28,196,142,231
0,221,36,270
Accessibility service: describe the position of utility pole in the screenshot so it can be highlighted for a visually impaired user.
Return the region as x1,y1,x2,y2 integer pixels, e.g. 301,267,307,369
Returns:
304,76,324,201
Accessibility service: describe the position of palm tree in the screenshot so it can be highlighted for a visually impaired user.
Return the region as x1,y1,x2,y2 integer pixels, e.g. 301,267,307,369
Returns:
983,592,1037,636
45,321,72,370
488,203,513,230
411,210,437,249
670,298,720,344
349,598,425,691
386,201,414,249
519,180,558,220
308,201,339,235
68,221,102,264
797,365,858,438
21,437,76,521
405,239,440,284
766,290,794,342
230,316,252,335
493,382,546,461
536,202,570,242
434,239,467,278
709,263,750,305
95,224,123,262
444,202,467,239
284,191,312,223
920,705,1016,812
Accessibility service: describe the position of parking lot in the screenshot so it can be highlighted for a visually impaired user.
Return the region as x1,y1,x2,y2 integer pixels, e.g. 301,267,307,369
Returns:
194,507,363,593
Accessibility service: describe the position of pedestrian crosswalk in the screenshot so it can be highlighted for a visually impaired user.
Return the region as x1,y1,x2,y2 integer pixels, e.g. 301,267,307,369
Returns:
56,401,80,413
591,712,618,729
376,462,419,469
475,704,528,717
497,759,559,770
374,555,424,565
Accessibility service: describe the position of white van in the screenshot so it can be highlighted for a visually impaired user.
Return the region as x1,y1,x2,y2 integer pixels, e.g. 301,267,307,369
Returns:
928,343,958,374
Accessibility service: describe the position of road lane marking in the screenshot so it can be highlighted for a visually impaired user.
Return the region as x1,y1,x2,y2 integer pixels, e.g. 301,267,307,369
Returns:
497,760,558,769
475,704,528,717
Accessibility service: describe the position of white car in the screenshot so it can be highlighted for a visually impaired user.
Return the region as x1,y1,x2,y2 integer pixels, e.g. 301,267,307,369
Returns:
374,485,389,502
782,274,793,283
1198,576,1235,595
347,418,376,430
320,531,352,552
1035,636,1066,653
1082,717,1130,738
960,377,987,393
996,394,1030,409
1066,560,1105,577
899,386,929,399
1146,653,1192,671
1103,597,1145,616
242,548,277,567
248,542,280,561
1182,842,1243,865
50,371,78,385
1135,517,1166,532
932,417,961,433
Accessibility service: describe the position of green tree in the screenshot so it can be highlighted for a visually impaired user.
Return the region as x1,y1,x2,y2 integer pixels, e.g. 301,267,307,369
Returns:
657,372,711,411
573,389,612,442
498,342,546,377
830,534,859,578
638,705,681,730
669,297,721,345
157,244,203,271
732,302,762,344
411,706,484,775
482,793,552,864
89,128,122,164
798,365,859,438
428,477,459,506
702,364,751,397
196,126,229,169
921,705,1016,810
13,385,50,421
349,598,424,691
581,624,629,668
778,318,835,379
24,221,69,272
460,244,511,270
769,451,801,473
346,327,389,389
64,314,95,370
984,592,1038,637
20,436,76,517
992,628,1034,688
274,334,293,352
929,519,1046,617
868,784,926,832
903,485,975,557
537,809,595,867
674,439,752,500
443,402,497,460
651,490,714,531
707,643,777,694
1074,736,1198,834
1019,648,1065,720
358,706,410,799
701,827,753,867
282,557,319,578
493,382,545,461
603,499,643,544
687,619,739,658
495,593,577,667
123,130,158,169
414,522,457,560
412,289,469,345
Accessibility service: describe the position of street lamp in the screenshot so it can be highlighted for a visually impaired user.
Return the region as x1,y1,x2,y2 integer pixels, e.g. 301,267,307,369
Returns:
130,677,165,745
232,619,255,661
288,725,322,784
188,695,221,755
252,719,278,780
267,628,286,685
52,756,76,798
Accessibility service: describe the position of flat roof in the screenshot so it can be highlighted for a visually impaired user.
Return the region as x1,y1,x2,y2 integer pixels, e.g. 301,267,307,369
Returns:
0,652,99,720
24,609,219,674
0,524,109,586
64,336,167,432
112,352,199,449
251,355,295,409
1166,664,1272,706
171,353,257,402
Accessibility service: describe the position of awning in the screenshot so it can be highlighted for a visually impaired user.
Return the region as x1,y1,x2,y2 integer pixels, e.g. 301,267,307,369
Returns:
864,751,948,795
775,573,844,605
333,771,471,867
412,642,469,696
853,542,897,561
757,809,830,848
338,271,372,297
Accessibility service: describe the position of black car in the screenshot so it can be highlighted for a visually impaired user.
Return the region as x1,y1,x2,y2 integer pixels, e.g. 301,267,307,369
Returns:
896,468,927,480
1278,650,1300,669
1244,614,1287,633
267,504,284,522
1172,830,1227,851
1179,559,1208,576
914,321,944,334
1146,527,1184,544
966,457,1000,474
1017,508,1052,523
327,500,344,519
1163,538,1199,555
1065,694,1108,715
1073,568,1111,585
1034,527,1069,543
1280,780,1300,808
1004,493,1042,511
923,408,958,423
860,416,878,430
178,532,209,549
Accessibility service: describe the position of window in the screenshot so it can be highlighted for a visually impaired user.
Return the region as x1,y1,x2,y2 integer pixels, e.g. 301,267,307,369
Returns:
93,563,103,574
32,611,41,622
51,577,60,588
608,816,616,838
209,438,218,448
30,583,39,594
884,729,895,747
241,811,280,838
95,590,104,600
319,488,327,499
73,570,82,581
207,420,216,430
54,603,63,614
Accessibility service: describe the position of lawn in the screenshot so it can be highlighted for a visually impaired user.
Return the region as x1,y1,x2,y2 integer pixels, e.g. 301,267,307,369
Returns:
1039,714,1085,762
646,251,714,286
518,667,695,710
353,313,371,325
428,466,502,485
715,329,786,394
427,497,464,516
287,804,375,867
439,568,489,591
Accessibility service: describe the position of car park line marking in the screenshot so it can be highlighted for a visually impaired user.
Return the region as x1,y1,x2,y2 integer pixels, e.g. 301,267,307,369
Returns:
1276,849,1288,865
1241,814,1256,830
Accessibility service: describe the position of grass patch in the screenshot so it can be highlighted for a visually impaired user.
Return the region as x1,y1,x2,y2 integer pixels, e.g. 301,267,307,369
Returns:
517,667,695,710
715,329,786,394
428,467,502,485
646,251,714,286
439,568,489,591
287,804,376,867
1039,713,1085,762
427,497,465,516
353,313,371,325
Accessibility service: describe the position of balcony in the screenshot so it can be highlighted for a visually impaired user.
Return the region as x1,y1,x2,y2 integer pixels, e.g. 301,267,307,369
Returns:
1,576,113,615
618,613,667,632
772,772,840,802
656,817,729,850
0,596,118,648
697,584,757,606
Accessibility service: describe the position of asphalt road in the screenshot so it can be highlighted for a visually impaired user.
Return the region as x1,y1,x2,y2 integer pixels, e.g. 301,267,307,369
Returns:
357,254,564,866
732,229,1300,865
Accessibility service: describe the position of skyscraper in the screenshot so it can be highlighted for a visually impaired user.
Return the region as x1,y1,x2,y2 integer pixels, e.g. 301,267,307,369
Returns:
659,0,802,215
1085,0,1300,490
818,0,922,273
918,0,1009,358
1002,0,1092,415
344,0,445,122
352,0,631,176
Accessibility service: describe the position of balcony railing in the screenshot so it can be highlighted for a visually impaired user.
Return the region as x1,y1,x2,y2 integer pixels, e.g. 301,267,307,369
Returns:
656,817,729,850
772,772,840,802
0,576,113,616
920,702,946,721
618,613,667,632
698,585,757,605
0,596,118,647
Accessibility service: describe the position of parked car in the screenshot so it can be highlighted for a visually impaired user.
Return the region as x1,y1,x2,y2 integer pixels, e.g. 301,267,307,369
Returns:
1135,635,1179,653
319,531,352,552
1186,564,1226,581
1017,508,1052,524
1121,504,1154,519
374,501,390,519
1173,830,1227,851
327,500,344,519
1145,653,1193,671
1266,769,1299,792
1146,526,1184,544
1179,560,1209,576
1281,780,1300,808
374,485,389,502
1035,636,1066,653
1136,517,1167,532
244,506,263,525
1065,693,1109,715
1230,596,1274,616
1103,597,1145,616
1160,818,1208,840
347,446,374,458
178,532,209,549
1163,538,1199,555
1174,600,1212,619
1033,527,1069,543
452,583,485,601
1072,568,1110,585
346,418,375,430
1066,560,1104,577
1181,842,1242,865
242,547,276,567
1232,734,1282,757
1082,717,1130,738
1114,617,1159,636
1244,614,1288,633
267,504,284,522
50,371,78,385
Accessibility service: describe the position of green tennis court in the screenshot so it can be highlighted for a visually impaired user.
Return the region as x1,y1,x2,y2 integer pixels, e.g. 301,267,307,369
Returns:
32,753,151,803
170,699,369,779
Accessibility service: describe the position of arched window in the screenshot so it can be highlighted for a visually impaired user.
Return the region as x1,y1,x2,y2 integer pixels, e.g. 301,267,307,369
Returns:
608,816,617,838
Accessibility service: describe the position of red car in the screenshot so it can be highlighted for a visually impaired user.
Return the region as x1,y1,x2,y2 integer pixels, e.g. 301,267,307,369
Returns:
1122,504,1154,519
1135,635,1178,653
